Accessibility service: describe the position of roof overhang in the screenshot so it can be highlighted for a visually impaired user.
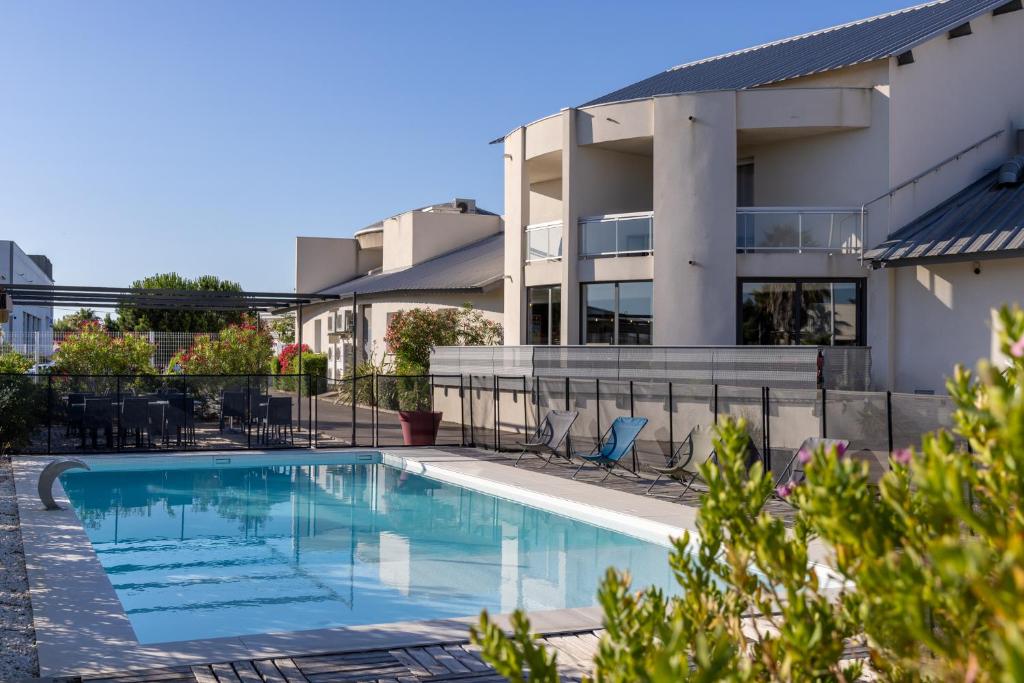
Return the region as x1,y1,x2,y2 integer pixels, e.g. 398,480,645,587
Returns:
2,284,339,312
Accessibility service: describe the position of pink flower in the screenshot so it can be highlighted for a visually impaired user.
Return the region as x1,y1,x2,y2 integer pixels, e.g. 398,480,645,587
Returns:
834,442,848,459
776,482,796,499
891,448,913,466
1011,335,1024,358
796,448,813,465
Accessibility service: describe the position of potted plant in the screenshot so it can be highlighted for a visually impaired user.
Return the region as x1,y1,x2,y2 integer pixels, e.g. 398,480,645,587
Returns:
395,371,441,446
385,305,502,446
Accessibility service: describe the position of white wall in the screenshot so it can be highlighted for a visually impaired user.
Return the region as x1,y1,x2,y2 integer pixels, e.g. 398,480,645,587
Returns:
574,145,653,217
892,258,1024,394
1,240,54,338
383,211,501,271
295,237,359,294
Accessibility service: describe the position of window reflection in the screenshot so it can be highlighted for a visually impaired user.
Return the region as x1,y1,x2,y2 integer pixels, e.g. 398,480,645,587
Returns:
739,280,863,345
582,281,652,345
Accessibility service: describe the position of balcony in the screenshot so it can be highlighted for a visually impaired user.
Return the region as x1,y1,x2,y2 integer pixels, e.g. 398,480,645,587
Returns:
736,208,863,254
525,221,563,262
579,211,653,258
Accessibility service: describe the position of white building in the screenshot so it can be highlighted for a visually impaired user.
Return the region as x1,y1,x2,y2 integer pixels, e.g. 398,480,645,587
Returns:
497,0,1024,393
1,240,54,340
295,199,503,379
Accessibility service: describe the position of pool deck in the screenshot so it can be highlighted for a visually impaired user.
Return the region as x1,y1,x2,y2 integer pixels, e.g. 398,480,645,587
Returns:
13,446,822,681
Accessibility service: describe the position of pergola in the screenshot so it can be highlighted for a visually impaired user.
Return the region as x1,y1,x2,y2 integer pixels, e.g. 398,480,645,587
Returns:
1,284,340,421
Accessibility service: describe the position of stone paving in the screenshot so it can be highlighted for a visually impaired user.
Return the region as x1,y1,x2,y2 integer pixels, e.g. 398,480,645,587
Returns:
0,453,39,680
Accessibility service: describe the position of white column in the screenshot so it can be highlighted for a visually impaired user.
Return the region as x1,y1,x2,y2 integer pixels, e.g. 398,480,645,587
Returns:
503,128,528,344
652,93,738,345
560,109,580,345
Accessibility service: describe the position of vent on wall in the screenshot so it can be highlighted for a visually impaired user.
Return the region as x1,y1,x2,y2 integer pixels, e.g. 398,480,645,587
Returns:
896,50,915,66
998,155,1024,185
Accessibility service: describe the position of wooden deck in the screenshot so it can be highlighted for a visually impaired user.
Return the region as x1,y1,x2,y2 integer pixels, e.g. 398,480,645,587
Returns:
80,631,601,683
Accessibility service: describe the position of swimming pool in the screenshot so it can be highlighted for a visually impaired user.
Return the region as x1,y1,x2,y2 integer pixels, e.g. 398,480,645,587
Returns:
60,453,680,644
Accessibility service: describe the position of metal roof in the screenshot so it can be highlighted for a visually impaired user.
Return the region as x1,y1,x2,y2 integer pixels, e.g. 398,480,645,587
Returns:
866,170,1024,266
582,0,1009,107
319,233,504,301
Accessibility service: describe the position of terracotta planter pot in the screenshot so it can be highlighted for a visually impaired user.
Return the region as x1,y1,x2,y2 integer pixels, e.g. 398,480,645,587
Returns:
398,410,442,446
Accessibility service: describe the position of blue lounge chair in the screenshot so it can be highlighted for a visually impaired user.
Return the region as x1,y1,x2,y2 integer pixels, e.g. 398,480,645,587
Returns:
571,416,648,481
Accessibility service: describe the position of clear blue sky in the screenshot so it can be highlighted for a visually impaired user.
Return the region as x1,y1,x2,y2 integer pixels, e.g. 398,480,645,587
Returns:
0,0,914,308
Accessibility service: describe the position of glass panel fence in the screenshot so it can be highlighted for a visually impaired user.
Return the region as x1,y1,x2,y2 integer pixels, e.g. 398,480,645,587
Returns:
580,213,653,257
736,209,861,253
525,222,563,262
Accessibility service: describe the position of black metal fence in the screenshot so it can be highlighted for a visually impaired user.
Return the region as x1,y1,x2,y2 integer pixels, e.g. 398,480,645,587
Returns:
4,372,958,482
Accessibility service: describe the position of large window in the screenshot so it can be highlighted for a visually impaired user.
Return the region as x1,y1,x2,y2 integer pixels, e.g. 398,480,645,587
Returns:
738,279,864,346
582,281,653,345
527,286,561,345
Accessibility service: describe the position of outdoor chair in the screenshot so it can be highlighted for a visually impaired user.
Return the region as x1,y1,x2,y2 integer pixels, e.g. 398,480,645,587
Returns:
65,392,94,437
163,396,196,447
650,426,762,499
645,425,716,496
220,391,246,432
261,396,294,445
82,397,114,449
514,409,578,467
248,389,268,430
771,437,850,498
120,397,151,448
571,416,648,481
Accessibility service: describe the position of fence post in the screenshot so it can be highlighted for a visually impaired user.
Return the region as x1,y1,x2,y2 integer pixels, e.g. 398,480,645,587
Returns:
522,376,528,438
595,378,601,447
629,380,638,473
713,384,719,425
33,330,40,365
116,376,122,453
493,375,499,452
247,375,252,450
351,375,357,446
307,373,312,449
762,386,771,472
468,375,475,447
46,374,52,455
564,377,570,411
821,387,828,438
886,390,894,469
667,381,673,463
459,375,466,447
373,373,379,448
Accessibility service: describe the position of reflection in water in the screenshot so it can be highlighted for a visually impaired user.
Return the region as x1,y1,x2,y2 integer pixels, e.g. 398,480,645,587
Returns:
61,463,678,644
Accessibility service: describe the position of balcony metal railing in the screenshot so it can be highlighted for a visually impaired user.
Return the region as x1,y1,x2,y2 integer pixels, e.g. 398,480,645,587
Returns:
736,208,863,254
579,211,653,258
525,221,563,262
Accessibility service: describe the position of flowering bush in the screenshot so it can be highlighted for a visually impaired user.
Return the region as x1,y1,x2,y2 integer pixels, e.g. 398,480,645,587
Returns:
384,305,502,375
53,322,155,375
473,307,1024,680
170,324,273,375
277,343,310,374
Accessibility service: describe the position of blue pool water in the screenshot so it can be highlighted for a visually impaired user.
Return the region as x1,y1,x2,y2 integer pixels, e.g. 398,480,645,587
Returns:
61,457,678,644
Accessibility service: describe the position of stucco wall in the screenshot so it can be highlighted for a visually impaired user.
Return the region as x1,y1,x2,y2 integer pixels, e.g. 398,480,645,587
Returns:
383,211,501,271
295,237,360,294
528,179,562,225
892,258,1024,394
574,144,653,218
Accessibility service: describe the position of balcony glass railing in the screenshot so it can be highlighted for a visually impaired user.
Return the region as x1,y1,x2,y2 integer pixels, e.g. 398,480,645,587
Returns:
525,221,563,262
579,211,653,258
736,208,863,254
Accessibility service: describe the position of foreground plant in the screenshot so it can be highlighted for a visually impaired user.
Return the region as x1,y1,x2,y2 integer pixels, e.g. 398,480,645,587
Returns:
472,307,1024,680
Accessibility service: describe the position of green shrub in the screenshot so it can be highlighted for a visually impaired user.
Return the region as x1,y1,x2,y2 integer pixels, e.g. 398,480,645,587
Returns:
472,307,1024,680
0,351,33,374
384,305,501,372
0,375,45,454
54,322,155,375
171,324,273,375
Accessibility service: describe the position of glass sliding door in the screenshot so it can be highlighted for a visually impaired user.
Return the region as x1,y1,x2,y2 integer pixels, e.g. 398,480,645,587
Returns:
581,281,653,346
527,285,561,345
738,279,864,346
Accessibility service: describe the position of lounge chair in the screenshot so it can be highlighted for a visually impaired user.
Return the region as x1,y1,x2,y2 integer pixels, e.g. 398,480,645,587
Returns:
645,425,716,495
772,437,850,495
513,410,578,467
652,426,761,499
571,416,648,481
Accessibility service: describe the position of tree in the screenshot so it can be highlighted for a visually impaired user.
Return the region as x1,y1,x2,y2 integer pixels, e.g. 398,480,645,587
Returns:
117,272,245,332
384,305,502,374
53,308,100,332
268,315,295,343
473,304,1024,681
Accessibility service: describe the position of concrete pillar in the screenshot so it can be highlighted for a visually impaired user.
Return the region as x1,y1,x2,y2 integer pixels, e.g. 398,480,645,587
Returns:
503,128,528,344
652,93,737,345
560,109,580,345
